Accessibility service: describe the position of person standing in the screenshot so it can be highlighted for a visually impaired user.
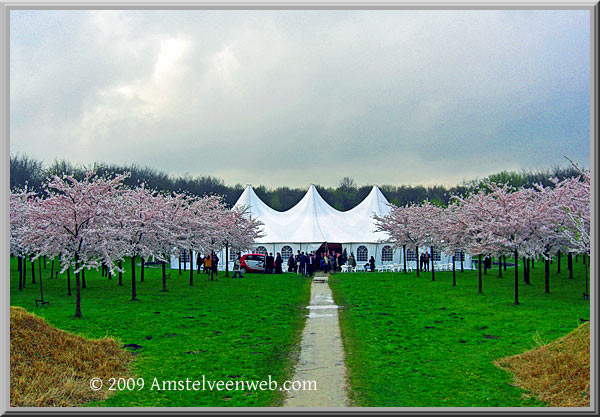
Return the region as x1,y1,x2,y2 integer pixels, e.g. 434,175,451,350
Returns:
212,253,219,277
307,253,315,277
204,255,211,274
232,253,243,278
369,256,376,272
299,252,306,276
287,254,296,272
275,253,283,274
348,253,357,269
424,251,430,272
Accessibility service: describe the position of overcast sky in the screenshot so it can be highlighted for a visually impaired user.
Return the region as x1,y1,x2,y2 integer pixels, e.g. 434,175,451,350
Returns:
10,10,590,189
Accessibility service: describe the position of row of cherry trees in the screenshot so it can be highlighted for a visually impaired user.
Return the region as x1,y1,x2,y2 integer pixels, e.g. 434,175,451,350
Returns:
374,168,590,304
10,171,263,317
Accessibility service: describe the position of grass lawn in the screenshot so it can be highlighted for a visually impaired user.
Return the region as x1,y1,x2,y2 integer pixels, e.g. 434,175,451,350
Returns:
10,257,311,407
328,258,590,407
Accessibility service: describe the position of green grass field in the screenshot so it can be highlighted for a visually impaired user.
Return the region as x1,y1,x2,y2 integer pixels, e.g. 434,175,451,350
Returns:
10,258,311,407
328,258,590,407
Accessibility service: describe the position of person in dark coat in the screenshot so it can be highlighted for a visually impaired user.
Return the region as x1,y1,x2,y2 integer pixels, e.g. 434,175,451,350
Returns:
298,252,306,276
196,253,202,274
369,256,376,272
424,251,430,271
287,254,296,272
307,253,315,277
212,253,219,276
275,253,283,274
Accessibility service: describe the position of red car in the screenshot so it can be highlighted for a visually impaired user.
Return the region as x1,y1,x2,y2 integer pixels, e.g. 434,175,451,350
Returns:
240,253,267,273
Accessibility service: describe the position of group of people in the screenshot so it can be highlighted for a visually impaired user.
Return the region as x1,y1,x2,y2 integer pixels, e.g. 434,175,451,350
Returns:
262,253,284,274
195,253,219,276
282,250,351,277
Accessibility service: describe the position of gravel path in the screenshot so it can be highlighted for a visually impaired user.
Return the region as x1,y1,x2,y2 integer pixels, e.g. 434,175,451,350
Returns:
284,274,349,407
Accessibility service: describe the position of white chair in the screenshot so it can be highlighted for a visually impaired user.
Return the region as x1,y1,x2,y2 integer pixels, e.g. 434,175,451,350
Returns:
341,265,350,273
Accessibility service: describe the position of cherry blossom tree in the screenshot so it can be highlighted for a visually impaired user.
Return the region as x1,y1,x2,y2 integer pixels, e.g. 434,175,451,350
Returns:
22,171,127,318
374,203,426,277
10,188,35,291
112,184,172,301
410,201,445,281
217,205,264,277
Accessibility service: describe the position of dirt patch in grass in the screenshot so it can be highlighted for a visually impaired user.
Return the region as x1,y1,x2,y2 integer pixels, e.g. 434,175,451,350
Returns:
10,306,133,407
495,322,590,407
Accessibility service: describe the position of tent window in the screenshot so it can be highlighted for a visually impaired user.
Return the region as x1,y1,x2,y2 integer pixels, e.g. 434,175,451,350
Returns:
381,246,393,262
406,249,417,261
356,246,368,262
255,246,267,255
432,249,441,261
281,246,293,260
179,249,190,263
454,250,465,261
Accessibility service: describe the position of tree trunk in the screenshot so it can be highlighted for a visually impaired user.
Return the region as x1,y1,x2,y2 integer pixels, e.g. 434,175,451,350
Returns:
452,256,456,286
74,253,82,318
50,259,54,279
430,246,435,281
161,261,168,292
514,250,519,305
576,254,578,262
523,257,529,284
545,257,550,293
43,256,46,269
67,267,71,296
498,255,502,278
415,246,419,277
81,268,86,288
189,249,194,286
131,256,138,301
531,257,534,269
568,252,573,279
403,245,407,273
460,251,464,273
38,265,45,304
31,260,36,284
22,256,26,288
118,260,123,286
503,255,507,271
478,254,483,294
179,255,182,275
18,257,23,291
38,258,42,282
141,257,145,282
225,243,230,277
557,250,561,274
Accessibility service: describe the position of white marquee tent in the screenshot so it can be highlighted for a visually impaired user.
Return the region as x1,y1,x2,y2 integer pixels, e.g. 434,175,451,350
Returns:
171,184,473,271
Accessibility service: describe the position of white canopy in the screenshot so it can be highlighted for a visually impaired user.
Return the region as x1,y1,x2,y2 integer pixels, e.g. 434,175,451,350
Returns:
234,184,392,244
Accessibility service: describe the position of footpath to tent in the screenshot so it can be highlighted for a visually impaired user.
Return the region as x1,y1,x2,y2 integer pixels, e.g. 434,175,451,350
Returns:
284,273,349,407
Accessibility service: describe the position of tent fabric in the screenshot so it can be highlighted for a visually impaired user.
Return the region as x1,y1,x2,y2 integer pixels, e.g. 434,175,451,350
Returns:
234,184,392,244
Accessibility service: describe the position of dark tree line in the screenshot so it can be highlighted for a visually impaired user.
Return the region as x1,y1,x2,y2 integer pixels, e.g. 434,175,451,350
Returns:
10,154,583,210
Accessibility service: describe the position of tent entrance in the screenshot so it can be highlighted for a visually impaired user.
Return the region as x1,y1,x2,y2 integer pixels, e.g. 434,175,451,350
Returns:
316,242,342,256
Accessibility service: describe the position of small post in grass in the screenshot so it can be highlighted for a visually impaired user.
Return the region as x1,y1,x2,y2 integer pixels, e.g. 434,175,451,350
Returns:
557,250,561,274
403,245,407,274
141,257,145,282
